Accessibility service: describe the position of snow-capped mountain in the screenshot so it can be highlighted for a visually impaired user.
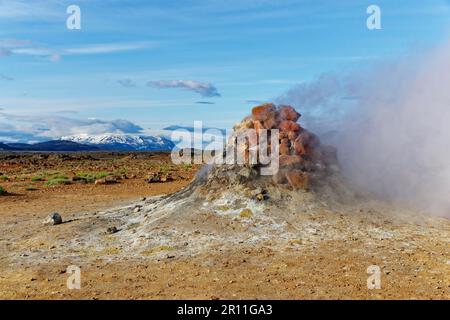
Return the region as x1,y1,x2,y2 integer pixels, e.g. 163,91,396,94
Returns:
61,134,175,151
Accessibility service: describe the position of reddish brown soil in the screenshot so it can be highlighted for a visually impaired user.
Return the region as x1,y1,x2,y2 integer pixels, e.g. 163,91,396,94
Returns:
0,152,448,300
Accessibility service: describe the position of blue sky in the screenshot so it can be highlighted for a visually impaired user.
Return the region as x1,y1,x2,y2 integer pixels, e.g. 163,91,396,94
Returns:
1,0,450,142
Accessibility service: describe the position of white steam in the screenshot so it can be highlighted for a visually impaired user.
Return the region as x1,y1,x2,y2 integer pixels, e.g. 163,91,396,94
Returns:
278,42,450,216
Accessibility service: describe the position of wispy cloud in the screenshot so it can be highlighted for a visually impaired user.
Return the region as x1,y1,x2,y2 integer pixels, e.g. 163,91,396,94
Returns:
147,80,221,97
195,101,216,105
117,79,137,88
246,99,265,105
0,0,60,20
1,40,157,61
63,42,156,55
0,39,32,47
0,74,14,81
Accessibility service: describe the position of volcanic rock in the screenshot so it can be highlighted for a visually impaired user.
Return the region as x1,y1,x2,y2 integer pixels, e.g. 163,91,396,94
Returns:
251,103,276,121
43,213,63,226
285,170,310,190
279,105,301,122
148,172,174,183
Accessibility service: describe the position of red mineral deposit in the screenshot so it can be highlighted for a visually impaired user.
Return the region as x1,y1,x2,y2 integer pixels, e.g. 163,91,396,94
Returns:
251,103,276,121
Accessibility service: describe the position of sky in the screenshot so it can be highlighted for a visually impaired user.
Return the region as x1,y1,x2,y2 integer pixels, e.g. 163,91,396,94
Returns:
1,0,450,142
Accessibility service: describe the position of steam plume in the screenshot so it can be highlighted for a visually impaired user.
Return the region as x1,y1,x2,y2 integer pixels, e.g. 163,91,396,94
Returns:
278,42,450,216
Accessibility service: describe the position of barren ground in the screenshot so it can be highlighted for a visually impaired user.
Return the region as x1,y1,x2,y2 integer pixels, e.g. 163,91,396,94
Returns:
0,152,448,300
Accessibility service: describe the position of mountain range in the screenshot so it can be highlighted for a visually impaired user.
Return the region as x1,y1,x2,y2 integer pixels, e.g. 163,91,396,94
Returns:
0,140,99,152
0,134,175,152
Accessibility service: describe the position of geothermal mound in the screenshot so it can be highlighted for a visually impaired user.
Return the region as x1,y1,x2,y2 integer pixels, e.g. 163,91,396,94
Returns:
82,104,358,258
197,103,341,195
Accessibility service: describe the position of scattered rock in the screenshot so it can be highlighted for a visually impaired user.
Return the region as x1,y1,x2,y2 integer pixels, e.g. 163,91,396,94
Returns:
251,103,276,121
43,213,63,226
279,105,301,121
251,188,269,201
106,226,119,234
255,193,265,201
148,172,174,183
285,170,309,190
94,178,107,185
94,176,118,185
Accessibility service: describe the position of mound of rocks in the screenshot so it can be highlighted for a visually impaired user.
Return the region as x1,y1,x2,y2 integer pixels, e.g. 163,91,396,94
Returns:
227,103,339,190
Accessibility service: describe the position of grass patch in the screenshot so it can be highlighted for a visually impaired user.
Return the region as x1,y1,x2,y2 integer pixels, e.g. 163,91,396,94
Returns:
0,176,8,182
0,186,6,195
75,171,112,183
159,164,171,173
182,163,192,171
115,169,128,175
25,186,38,191
45,176,71,186
31,175,45,182
93,171,111,179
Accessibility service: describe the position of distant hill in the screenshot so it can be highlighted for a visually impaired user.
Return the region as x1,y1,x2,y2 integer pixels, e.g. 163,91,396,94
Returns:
1,140,99,152
0,142,18,151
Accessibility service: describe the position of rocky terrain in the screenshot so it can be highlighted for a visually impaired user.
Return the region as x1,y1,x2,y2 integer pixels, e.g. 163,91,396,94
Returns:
0,105,449,300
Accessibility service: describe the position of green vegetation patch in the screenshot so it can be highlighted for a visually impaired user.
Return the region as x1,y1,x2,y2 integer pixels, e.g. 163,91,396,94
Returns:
75,171,112,183
31,175,45,182
44,175,71,186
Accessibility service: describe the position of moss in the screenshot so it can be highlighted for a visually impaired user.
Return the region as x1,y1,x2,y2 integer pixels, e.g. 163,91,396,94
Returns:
98,247,121,255
141,245,175,256
239,208,253,218
216,205,231,211
127,222,140,230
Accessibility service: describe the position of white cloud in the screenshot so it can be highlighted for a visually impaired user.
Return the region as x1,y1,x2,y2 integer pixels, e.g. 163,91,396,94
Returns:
0,112,144,143
148,80,221,97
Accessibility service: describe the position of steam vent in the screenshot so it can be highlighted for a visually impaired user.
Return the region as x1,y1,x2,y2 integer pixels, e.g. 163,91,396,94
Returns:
239,103,337,186
197,103,341,196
